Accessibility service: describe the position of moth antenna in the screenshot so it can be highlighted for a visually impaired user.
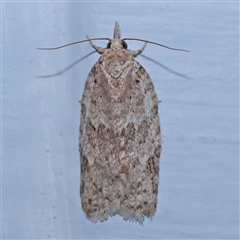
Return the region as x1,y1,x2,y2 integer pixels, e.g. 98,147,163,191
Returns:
37,37,110,50
123,38,190,52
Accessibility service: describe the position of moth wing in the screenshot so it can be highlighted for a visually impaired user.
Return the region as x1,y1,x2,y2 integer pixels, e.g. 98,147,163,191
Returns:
79,55,161,224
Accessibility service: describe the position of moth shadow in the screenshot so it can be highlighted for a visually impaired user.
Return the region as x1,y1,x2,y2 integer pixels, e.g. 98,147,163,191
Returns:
36,51,191,80
140,54,192,79
36,51,96,78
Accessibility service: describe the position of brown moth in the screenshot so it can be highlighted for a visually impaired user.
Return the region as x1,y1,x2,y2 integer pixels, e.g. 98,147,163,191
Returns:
37,21,188,224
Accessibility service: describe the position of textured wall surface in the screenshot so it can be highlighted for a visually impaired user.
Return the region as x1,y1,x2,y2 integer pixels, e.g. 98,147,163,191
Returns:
2,1,239,239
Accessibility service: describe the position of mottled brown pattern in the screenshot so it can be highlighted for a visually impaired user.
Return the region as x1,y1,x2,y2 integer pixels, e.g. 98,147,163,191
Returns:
79,22,161,224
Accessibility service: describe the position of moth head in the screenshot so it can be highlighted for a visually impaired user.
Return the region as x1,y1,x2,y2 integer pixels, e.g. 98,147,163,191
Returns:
106,39,128,50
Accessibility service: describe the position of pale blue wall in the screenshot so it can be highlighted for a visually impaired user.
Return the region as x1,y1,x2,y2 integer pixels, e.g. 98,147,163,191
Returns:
2,2,239,239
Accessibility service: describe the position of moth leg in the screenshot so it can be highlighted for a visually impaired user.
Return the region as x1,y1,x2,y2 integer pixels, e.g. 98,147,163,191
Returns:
86,35,105,54
129,41,147,57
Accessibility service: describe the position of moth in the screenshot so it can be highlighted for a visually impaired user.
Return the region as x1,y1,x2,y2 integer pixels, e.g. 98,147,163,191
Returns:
37,22,188,224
